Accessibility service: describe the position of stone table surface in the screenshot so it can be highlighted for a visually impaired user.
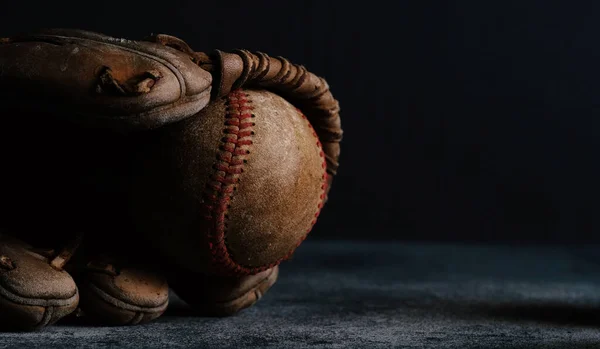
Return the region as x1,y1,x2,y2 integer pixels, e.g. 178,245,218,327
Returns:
2,240,600,348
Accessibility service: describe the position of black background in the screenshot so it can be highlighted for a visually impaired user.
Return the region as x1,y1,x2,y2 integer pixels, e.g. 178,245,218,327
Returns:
2,1,598,244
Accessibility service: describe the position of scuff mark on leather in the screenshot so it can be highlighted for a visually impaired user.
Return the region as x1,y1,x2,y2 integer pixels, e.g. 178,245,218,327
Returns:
0,255,15,271
95,66,162,96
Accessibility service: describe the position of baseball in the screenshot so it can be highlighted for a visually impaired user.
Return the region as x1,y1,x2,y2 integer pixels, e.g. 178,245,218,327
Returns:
129,89,328,275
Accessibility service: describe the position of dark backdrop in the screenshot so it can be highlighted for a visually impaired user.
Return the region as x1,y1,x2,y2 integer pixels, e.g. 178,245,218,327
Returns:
2,1,598,244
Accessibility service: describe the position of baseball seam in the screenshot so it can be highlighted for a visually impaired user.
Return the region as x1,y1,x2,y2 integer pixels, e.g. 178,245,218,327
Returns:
201,89,327,275
298,109,328,241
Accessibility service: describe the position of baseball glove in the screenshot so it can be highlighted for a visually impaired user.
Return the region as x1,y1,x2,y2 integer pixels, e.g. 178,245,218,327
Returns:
0,29,341,329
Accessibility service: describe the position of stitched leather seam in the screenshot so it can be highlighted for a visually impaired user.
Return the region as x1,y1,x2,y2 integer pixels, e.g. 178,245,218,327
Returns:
202,90,327,276
202,89,256,275
291,110,328,253
241,110,328,269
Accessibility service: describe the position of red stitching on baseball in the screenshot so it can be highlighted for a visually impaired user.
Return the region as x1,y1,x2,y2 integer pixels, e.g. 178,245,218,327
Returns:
200,91,327,276
200,89,259,275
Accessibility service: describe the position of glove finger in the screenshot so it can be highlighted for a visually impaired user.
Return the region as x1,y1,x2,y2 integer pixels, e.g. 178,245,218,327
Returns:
169,266,279,316
0,235,79,331
75,256,169,326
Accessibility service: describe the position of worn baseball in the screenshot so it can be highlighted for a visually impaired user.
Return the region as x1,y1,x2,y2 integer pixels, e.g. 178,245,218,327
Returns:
129,89,328,275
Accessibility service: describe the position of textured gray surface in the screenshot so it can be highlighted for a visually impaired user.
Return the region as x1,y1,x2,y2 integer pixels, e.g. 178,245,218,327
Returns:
2,241,600,348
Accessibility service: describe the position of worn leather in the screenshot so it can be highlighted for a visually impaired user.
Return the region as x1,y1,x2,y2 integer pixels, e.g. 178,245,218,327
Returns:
145,34,342,198
129,89,326,275
77,257,169,325
192,48,342,198
225,91,326,268
0,29,342,328
170,266,278,316
0,29,212,130
0,235,79,330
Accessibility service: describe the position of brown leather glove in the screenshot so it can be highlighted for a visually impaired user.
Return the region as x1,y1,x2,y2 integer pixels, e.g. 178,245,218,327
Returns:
0,29,342,330
0,28,213,130
0,28,341,192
